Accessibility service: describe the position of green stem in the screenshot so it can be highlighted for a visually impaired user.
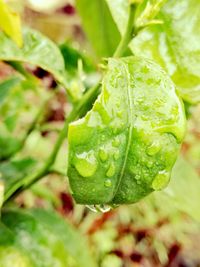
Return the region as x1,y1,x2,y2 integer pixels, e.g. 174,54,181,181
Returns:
4,83,100,203
113,3,137,58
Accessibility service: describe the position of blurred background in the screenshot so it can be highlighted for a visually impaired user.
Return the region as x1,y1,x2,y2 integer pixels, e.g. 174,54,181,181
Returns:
1,1,200,266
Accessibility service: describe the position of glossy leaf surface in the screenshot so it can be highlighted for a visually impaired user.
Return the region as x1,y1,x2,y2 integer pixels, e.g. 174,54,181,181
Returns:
106,0,200,103
0,209,97,267
0,28,67,87
68,56,186,205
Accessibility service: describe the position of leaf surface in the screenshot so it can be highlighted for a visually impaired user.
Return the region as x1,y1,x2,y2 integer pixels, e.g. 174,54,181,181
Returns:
68,56,186,205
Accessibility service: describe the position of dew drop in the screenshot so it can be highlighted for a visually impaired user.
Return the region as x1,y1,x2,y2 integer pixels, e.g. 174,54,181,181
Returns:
117,111,123,118
116,101,120,108
86,205,98,212
86,204,111,213
104,179,112,187
146,142,161,156
106,162,115,177
147,160,153,168
152,170,170,190
135,174,140,180
97,204,111,213
114,150,120,160
112,137,120,147
99,148,108,162
74,151,98,177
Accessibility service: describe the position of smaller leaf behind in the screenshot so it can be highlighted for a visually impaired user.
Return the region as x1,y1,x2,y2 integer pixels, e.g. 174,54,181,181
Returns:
0,28,67,88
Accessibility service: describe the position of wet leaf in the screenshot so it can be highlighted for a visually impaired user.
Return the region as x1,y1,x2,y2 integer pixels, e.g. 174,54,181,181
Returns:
67,56,186,205
106,0,200,104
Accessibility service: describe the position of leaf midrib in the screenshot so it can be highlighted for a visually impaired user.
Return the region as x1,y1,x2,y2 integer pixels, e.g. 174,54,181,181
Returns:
112,61,133,200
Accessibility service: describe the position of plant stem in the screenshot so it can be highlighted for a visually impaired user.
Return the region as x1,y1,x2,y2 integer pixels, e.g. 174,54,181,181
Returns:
113,3,137,58
4,83,100,203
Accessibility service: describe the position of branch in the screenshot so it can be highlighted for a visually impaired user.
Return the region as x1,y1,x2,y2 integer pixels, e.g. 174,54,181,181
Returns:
4,83,100,203
113,3,137,58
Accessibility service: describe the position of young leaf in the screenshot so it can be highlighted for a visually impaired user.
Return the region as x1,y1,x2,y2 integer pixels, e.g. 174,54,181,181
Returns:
76,0,121,58
0,209,97,267
0,0,22,47
106,0,200,104
67,56,186,205
0,28,67,88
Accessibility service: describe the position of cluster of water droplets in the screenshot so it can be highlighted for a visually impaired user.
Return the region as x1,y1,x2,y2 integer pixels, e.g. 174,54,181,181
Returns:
73,135,122,213
86,203,119,213
146,140,170,190
86,204,112,213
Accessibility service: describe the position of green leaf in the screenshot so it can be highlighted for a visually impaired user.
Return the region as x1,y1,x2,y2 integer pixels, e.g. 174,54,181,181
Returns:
0,0,22,47
154,156,200,222
0,28,67,88
76,0,121,58
0,209,97,267
0,158,37,199
0,136,22,161
0,76,21,105
106,0,200,104
59,42,95,74
67,56,186,205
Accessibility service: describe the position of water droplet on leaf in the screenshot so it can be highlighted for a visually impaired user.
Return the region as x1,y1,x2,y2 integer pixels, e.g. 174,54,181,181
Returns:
106,162,115,177
104,179,112,187
112,137,120,147
147,142,161,156
74,151,98,177
114,150,120,160
99,148,108,162
86,204,111,213
135,174,140,180
86,205,98,212
152,170,170,190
